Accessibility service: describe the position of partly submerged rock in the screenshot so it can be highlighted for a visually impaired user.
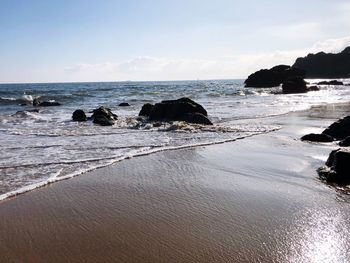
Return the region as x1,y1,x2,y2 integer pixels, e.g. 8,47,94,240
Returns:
282,77,308,94
307,86,320,91
72,109,87,122
244,65,305,88
93,115,115,126
91,106,117,126
148,97,212,125
33,98,61,107
322,116,350,140
317,80,344,86
119,102,130,107
183,113,213,125
318,148,350,185
138,103,154,117
339,136,350,147
301,133,333,142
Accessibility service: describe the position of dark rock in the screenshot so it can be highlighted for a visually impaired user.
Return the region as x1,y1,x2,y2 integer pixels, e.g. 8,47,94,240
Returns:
317,80,344,85
293,47,350,78
148,98,211,125
93,115,115,126
307,86,320,91
339,136,350,147
14,109,40,115
91,106,117,126
184,113,213,125
301,133,333,142
138,103,154,117
20,103,27,106
244,65,305,88
119,102,130,107
72,109,87,122
318,148,350,185
282,77,308,94
33,98,61,107
322,116,350,140
152,122,162,127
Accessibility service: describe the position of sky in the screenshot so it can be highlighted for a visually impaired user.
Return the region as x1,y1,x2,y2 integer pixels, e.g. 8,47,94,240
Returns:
0,0,350,83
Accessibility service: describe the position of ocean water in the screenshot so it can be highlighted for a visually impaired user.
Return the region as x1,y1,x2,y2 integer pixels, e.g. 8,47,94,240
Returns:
0,79,350,200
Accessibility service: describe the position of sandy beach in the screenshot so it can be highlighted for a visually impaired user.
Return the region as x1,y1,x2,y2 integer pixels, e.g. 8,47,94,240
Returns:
1,104,350,263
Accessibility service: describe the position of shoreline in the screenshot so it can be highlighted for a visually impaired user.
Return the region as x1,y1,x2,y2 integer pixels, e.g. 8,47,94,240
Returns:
1,103,350,262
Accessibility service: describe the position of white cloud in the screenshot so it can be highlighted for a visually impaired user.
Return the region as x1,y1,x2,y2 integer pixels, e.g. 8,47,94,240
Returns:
26,35,349,82
61,35,350,81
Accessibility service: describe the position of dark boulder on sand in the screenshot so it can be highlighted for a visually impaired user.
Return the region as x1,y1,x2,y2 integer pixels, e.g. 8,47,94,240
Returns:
119,102,130,107
91,106,117,126
138,103,154,117
244,65,305,88
282,77,308,94
322,116,350,140
148,97,212,125
301,133,333,142
33,98,61,107
318,148,350,185
72,109,87,122
293,47,350,78
317,80,344,86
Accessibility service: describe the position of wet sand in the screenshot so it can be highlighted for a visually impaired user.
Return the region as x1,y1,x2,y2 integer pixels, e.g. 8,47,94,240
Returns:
1,104,350,263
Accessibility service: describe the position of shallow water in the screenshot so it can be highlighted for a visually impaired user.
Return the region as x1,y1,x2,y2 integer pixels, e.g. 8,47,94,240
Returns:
0,79,350,200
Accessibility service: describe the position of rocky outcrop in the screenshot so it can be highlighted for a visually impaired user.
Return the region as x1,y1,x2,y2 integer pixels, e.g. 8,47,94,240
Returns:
282,77,308,94
148,98,212,125
317,80,344,86
33,98,61,107
72,109,87,122
318,148,350,185
138,103,154,117
301,133,333,142
293,47,350,78
322,116,350,140
91,107,117,126
244,65,305,88
119,102,130,107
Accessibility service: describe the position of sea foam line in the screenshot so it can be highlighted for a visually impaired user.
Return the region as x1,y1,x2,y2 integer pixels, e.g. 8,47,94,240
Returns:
0,129,279,202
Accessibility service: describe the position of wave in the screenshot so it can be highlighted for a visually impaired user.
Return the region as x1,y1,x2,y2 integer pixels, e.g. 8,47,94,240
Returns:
0,94,34,105
0,127,278,202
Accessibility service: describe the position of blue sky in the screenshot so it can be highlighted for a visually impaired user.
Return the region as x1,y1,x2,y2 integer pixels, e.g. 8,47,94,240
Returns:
0,0,350,83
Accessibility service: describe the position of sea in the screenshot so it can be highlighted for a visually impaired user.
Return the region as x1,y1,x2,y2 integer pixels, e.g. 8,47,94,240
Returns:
1,79,350,200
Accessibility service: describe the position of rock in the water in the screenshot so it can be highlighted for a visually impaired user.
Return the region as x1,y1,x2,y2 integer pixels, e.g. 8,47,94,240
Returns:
184,113,213,125
148,97,211,125
72,109,87,122
33,98,61,107
322,116,350,140
119,102,130,107
318,148,350,185
317,80,344,86
301,133,333,142
93,115,115,126
244,65,305,88
91,106,117,126
339,136,350,147
307,86,320,91
282,77,308,94
138,103,154,117
293,47,350,78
